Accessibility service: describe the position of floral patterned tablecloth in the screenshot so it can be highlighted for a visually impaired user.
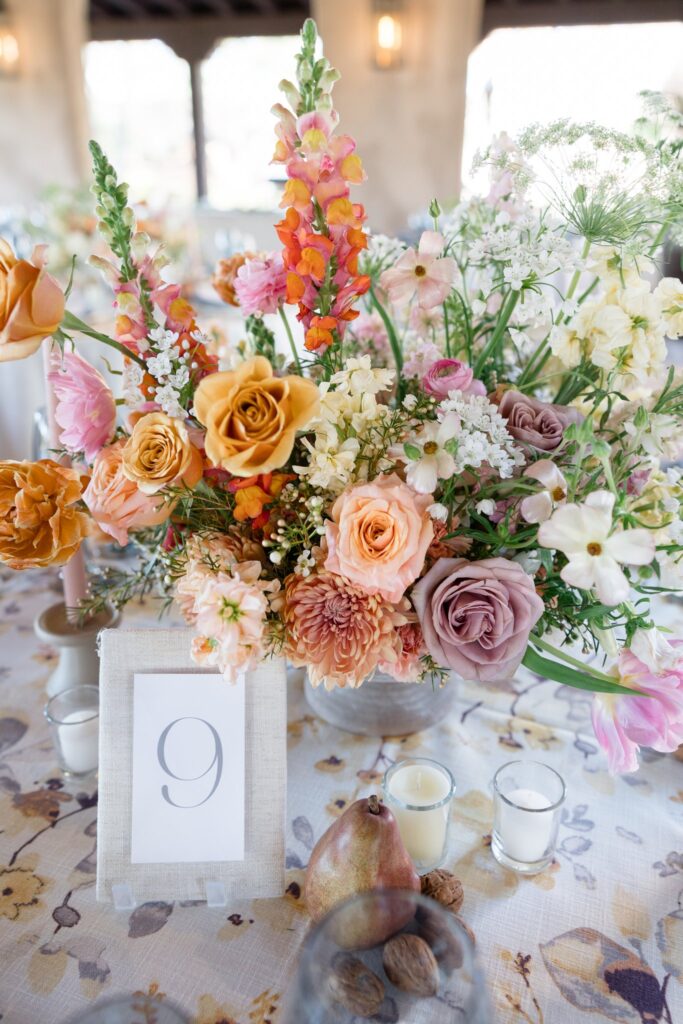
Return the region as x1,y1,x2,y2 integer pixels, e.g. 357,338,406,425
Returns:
0,565,682,1024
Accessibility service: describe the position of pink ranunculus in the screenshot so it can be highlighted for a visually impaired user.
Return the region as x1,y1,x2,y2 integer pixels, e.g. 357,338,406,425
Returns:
48,350,117,462
591,643,683,774
421,359,486,399
379,621,425,682
324,474,434,604
412,557,544,683
380,231,456,310
234,252,287,315
83,440,170,546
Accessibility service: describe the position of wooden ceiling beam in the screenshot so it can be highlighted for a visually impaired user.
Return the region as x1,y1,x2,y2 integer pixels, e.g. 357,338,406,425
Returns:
483,0,683,34
89,11,307,61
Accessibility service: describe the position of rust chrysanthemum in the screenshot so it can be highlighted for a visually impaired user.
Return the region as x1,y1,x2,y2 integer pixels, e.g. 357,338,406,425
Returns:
283,570,408,690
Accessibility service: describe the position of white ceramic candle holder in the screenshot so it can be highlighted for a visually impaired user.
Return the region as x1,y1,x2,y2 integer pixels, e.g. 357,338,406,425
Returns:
491,760,566,875
45,685,100,777
35,601,119,698
383,757,455,872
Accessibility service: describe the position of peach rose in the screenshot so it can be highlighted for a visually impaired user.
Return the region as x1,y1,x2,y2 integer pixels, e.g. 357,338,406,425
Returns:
193,355,319,477
122,412,202,495
0,240,64,362
324,473,434,603
0,459,88,569
83,441,170,546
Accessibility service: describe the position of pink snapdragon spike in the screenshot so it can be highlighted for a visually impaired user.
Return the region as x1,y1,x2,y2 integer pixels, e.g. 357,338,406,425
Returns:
234,252,287,316
421,358,486,399
380,231,457,310
591,642,683,773
48,349,117,462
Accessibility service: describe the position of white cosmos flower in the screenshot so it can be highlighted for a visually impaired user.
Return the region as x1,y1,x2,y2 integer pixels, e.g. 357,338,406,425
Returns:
403,413,459,494
537,490,655,606
520,459,568,524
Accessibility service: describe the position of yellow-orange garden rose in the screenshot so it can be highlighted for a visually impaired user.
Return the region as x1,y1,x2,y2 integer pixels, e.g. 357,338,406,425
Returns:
122,412,203,495
193,355,319,477
0,240,64,362
0,460,88,569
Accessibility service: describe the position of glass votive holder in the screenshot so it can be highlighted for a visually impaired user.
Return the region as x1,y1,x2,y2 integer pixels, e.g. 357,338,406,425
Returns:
383,757,455,872
491,759,566,875
44,685,99,777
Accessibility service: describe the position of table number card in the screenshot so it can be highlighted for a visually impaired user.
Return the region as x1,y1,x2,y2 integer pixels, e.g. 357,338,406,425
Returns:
96,628,286,905
131,673,245,865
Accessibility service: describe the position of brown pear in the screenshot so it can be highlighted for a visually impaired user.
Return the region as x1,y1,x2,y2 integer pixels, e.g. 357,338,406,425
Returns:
305,794,421,948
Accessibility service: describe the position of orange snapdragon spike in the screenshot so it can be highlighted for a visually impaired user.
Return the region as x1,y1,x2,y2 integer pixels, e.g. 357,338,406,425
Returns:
233,485,272,523
340,154,365,183
297,246,327,282
326,197,359,227
305,315,338,351
168,297,196,329
280,178,311,212
286,272,306,303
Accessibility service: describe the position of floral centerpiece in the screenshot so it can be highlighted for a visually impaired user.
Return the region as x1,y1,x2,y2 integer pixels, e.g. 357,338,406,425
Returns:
1,21,683,772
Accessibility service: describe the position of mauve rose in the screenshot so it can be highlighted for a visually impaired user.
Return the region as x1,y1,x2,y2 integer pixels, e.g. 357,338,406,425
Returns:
422,359,486,399
412,556,544,683
497,389,582,451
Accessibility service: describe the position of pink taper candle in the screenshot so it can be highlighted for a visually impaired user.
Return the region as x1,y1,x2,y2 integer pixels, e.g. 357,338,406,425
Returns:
42,344,89,613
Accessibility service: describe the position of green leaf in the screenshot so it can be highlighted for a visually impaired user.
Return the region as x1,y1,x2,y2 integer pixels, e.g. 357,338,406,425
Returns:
522,646,645,696
403,443,421,461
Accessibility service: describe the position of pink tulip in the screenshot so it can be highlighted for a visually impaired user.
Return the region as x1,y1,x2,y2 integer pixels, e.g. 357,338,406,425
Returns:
591,643,683,773
48,350,116,462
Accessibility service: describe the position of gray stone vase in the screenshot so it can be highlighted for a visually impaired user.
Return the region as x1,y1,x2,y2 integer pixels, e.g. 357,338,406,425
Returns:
304,671,458,736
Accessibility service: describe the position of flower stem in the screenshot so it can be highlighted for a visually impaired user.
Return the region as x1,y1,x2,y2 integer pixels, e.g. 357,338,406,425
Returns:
278,305,302,374
532,635,617,684
370,285,404,389
473,289,519,377
62,310,146,369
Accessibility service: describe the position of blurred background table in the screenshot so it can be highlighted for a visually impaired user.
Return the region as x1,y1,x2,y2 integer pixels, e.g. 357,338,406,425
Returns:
0,565,681,1023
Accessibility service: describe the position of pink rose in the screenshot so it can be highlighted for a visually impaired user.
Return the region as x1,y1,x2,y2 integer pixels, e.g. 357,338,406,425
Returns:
83,440,170,546
412,556,544,683
324,473,434,603
497,389,583,452
422,359,486,399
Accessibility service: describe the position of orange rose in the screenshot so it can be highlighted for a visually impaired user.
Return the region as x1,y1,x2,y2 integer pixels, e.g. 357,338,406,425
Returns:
121,412,202,495
193,356,319,477
0,240,64,362
0,460,88,569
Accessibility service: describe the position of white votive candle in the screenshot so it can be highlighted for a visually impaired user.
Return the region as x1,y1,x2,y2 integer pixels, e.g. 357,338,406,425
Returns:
383,758,455,871
498,788,553,862
45,685,100,778
59,710,99,775
492,760,566,874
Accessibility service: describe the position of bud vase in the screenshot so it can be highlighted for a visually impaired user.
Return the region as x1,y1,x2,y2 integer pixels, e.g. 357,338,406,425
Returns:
34,602,120,698
304,671,458,736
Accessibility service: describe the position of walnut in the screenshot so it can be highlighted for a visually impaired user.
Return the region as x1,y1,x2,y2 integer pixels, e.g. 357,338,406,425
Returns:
420,868,464,913
416,904,475,972
382,933,439,998
327,952,385,1017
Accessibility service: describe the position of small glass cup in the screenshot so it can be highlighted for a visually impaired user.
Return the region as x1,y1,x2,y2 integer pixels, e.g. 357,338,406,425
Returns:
44,685,99,777
491,759,566,875
383,757,455,872
67,995,188,1023
282,890,490,1023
